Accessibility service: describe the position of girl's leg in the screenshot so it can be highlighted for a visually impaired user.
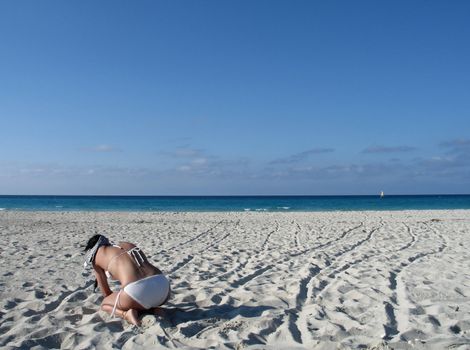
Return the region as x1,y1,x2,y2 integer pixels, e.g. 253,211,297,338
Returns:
101,291,142,325
101,303,140,325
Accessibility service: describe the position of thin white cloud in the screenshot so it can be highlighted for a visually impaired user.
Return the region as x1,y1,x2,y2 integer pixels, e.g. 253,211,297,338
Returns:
82,144,122,153
192,158,208,165
361,145,416,154
440,138,470,148
270,148,335,165
160,146,206,158
440,138,470,154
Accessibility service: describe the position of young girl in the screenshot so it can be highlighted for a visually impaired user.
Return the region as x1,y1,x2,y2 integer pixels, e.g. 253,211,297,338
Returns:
84,235,170,325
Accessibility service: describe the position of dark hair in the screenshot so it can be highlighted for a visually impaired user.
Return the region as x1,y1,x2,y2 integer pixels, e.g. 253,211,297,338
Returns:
84,234,102,251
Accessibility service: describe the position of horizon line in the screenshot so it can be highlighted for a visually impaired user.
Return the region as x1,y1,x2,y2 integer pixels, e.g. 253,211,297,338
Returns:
1,193,470,197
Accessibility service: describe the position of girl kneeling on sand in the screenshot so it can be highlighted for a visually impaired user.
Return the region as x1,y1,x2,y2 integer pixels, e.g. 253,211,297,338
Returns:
83,235,170,325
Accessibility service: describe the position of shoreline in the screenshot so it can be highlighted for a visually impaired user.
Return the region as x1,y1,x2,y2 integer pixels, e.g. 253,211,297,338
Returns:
1,210,469,349
2,208,470,213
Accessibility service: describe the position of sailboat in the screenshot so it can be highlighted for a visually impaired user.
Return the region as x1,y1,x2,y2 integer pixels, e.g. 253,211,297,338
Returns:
380,191,384,198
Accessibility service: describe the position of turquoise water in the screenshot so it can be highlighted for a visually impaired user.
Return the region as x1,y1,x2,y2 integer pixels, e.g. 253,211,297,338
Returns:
0,195,470,212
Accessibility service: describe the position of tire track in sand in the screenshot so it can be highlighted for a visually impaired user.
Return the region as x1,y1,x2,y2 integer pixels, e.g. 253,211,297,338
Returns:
167,220,227,274
256,222,370,344
208,221,277,285
261,220,280,251
293,223,382,344
289,222,364,258
384,221,448,341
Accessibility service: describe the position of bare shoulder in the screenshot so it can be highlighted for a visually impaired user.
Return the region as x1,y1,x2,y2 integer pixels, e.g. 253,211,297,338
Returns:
117,241,137,250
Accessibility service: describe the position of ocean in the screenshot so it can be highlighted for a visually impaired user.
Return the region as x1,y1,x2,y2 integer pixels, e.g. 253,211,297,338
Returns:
0,195,470,212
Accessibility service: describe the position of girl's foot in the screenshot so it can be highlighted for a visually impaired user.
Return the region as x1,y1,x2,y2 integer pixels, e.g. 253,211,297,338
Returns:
124,309,140,326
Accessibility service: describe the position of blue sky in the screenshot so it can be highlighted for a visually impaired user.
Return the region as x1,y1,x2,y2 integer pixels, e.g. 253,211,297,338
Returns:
0,1,469,195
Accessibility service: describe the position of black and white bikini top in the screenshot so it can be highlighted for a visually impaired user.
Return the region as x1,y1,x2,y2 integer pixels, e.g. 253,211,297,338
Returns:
83,235,146,280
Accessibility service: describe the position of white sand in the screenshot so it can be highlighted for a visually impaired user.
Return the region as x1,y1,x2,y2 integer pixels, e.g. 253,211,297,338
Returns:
0,210,469,349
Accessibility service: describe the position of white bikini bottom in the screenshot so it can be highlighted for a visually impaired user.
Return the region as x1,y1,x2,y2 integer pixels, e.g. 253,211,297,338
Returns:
124,274,170,309
111,274,170,317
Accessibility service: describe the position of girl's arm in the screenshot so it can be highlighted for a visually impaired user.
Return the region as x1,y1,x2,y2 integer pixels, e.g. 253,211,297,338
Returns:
94,265,112,297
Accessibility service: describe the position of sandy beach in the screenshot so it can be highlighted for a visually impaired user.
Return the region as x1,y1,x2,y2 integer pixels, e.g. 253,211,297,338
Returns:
0,210,469,349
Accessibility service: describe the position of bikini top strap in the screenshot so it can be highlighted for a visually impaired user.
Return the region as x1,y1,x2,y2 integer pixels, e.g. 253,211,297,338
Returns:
106,245,145,271
127,247,145,267
106,247,127,272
